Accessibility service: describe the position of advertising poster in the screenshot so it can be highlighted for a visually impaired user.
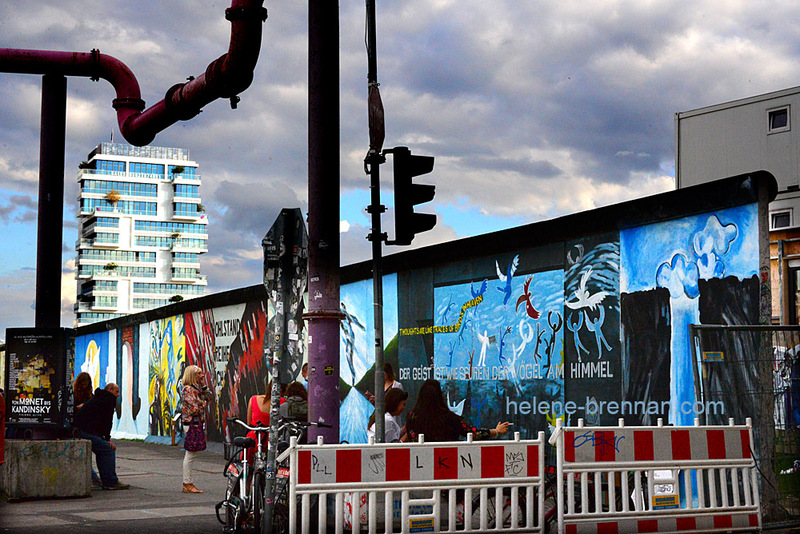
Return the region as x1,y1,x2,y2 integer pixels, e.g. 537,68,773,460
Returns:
5,328,70,426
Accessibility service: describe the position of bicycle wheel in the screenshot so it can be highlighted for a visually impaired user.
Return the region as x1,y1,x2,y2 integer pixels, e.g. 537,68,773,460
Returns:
252,471,265,534
224,475,243,534
470,487,526,529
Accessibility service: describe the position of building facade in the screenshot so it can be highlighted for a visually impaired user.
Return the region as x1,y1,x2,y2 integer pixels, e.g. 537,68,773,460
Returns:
75,143,207,326
676,86,800,323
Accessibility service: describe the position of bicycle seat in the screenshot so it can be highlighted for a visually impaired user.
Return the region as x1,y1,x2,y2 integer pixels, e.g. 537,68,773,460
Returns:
234,436,256,448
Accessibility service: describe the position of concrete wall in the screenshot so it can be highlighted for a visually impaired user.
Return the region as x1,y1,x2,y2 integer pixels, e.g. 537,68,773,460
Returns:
1,439,91,500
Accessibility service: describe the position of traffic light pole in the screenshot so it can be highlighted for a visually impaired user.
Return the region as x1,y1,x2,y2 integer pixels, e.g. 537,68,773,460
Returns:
366,0,387,443
366,154,387,443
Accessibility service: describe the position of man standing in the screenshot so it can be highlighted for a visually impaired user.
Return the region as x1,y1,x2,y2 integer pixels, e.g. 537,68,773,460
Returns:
74,383,129,490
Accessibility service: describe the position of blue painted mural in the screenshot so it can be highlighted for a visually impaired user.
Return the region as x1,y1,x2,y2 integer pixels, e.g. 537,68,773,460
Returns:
339,273,398,444
429,260,564,439
620,205,758,425
75,331,111,390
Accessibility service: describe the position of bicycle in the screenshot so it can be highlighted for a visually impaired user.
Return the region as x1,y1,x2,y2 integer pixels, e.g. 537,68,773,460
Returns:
269,418,332,531
216,418,270,534
215,416,330,534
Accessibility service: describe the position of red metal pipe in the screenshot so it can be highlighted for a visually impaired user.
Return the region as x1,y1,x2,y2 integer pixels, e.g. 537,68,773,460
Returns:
0,0,267,146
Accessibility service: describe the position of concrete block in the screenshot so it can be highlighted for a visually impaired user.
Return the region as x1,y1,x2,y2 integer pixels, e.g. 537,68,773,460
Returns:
1,439,91,500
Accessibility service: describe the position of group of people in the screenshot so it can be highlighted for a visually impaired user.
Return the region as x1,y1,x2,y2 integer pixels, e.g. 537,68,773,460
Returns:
72,359,508,495
366,363,510,443
72,372,130,490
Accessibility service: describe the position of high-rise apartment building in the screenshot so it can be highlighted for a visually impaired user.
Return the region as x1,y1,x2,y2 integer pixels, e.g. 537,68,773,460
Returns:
75,142,207,326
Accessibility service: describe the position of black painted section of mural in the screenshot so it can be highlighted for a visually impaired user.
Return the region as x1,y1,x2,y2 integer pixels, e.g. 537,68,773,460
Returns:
397,268,436,407
696,275,761,425
216,300,268,440
620,287,672,425
563,235,621,425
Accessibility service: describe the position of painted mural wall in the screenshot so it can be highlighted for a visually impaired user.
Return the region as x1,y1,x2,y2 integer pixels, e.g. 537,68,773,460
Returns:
380,202,761,441
72,189,765,445
74,298,279,441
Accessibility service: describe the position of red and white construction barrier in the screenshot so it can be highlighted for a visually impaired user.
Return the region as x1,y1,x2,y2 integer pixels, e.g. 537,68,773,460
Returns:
286,431,546,534
549,418,760,534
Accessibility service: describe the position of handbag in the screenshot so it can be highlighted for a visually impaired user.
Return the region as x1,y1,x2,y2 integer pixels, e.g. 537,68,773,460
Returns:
184,419,207,452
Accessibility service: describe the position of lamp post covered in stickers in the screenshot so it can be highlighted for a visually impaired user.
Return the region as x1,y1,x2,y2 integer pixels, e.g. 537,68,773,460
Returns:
261,207,308,532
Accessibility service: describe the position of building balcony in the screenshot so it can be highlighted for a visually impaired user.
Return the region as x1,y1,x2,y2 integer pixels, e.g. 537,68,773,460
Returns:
171,213,203,222
171,271,207,283
170,242,208,253
76,237,120,249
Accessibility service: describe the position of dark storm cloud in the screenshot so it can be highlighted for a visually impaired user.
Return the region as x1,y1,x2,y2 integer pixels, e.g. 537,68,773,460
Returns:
3,0,800,332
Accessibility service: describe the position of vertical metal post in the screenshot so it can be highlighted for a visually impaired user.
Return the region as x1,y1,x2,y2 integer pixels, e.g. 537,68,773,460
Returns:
366,0,387,441
35,74,66,328
306,0,342,444
778,239,785,324
757,177,778,518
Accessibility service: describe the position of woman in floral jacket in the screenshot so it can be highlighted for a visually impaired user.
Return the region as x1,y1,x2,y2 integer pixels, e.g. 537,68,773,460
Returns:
181,365,213,493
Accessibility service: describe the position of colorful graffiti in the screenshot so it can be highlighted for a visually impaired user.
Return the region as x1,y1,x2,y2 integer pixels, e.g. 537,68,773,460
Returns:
75,331,110,390
431,259,564,439
148,316,185,437
216,300,268,441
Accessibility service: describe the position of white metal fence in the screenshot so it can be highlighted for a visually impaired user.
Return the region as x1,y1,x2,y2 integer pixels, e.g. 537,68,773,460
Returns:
285,431,547,534
548,418,761,534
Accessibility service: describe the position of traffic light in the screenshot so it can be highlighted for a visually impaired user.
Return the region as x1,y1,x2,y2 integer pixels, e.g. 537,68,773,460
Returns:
391,146,436,245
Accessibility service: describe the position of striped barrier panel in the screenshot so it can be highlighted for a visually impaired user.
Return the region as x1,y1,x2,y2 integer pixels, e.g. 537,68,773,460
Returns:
549,418,760,534
286,431,546,534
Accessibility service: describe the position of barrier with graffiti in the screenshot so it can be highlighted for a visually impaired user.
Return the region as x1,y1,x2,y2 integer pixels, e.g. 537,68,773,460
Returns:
286,431,547,534
548,418,760,534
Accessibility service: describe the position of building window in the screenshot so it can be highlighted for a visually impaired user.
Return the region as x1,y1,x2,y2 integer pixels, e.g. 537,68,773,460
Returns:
768,106,790,133
771,210,792,230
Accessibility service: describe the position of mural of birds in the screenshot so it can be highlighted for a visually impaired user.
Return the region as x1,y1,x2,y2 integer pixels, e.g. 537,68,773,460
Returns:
471,279,488,299
515,275,541,319
565,267,607,311
495,254,519,305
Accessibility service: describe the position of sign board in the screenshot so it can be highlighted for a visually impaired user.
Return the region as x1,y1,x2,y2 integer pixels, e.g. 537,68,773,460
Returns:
5,328,73,427
702,351,724,362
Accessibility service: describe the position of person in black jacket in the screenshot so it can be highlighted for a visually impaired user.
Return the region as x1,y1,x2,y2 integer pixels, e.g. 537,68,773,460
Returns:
74,383,129,490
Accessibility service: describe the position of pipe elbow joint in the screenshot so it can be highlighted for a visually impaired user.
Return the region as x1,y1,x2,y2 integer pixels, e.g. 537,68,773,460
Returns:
120,116,156,146
205,55,254,99
165,82,202,121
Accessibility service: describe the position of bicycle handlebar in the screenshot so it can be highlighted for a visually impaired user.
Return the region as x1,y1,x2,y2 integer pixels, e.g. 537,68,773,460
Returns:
226,417,332,433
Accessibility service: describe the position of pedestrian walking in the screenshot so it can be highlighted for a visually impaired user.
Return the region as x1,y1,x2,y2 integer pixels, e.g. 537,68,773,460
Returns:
181,365,212,494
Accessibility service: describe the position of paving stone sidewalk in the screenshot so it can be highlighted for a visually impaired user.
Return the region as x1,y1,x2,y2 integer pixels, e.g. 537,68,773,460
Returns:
0,439,228,534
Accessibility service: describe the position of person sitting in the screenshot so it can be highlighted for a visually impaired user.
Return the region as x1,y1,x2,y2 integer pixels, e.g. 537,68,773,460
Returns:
404,379,509,442
72,372,99,486
74,383,129,490
367,387,408,443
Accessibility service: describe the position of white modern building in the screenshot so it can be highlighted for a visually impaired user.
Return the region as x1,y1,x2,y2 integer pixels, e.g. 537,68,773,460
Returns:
75,142,207,326
676,86,800,323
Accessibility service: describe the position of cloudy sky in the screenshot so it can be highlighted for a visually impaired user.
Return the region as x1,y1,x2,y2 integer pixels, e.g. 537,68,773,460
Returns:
1,0,799,336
